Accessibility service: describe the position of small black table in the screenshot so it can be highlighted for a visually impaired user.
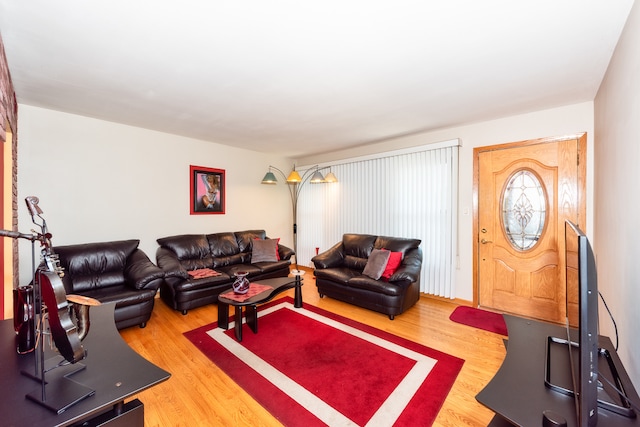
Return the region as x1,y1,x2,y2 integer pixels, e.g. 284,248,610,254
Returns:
217,275,303,341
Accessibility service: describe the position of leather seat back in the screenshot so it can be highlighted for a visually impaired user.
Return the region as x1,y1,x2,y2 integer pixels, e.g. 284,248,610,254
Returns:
373,236,421,256
55,239,139,293
156,234,213,271
342,234,377,270
234,230,268,253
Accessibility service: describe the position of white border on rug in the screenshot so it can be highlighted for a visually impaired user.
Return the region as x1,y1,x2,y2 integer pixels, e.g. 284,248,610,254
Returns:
206,301,438,427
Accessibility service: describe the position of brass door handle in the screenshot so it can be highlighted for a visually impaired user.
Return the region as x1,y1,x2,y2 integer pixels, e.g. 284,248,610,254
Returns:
481,239,493,244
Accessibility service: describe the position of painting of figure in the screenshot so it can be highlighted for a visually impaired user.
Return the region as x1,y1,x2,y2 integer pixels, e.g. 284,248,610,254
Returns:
190,166,225,214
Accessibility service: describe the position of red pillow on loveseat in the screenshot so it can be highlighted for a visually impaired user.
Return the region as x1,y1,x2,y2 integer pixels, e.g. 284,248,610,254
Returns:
381,250,403,279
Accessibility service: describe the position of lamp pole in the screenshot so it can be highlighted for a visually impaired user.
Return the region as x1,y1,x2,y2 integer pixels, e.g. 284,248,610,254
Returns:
262,165,333,274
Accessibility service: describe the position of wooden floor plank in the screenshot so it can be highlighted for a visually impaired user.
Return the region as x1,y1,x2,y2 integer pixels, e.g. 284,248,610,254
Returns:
119,271,505,426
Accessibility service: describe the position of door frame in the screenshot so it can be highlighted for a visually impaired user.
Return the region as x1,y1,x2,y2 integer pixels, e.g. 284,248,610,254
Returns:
472,133,587,308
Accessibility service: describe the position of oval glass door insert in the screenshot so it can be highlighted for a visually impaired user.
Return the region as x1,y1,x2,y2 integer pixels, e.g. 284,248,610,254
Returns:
502,169,546,250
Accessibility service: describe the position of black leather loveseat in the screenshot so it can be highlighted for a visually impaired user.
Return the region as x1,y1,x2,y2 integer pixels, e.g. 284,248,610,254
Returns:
312,233,422,319
155,230,294,314
53,239,165,330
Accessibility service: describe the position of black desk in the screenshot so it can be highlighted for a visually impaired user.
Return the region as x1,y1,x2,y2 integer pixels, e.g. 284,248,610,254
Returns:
0,302,170,427
477,315,640,427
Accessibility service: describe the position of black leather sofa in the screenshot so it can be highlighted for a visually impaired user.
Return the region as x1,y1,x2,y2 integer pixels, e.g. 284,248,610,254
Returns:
155,229,294,314
312,233,422,319
53,239,165,330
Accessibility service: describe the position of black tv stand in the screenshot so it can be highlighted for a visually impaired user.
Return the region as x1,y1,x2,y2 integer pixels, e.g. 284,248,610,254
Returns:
477,315,640,427
543,409,567,427
544,335,636,418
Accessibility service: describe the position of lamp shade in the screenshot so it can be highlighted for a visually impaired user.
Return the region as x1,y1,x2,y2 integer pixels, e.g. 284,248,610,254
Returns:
261,171,278,184
286,170,302,183
324,171,338,183
310,170,325,183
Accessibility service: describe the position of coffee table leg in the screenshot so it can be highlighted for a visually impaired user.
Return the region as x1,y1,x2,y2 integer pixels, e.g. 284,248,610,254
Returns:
218,302,230,329
294,276,303,308
234,306,243,342
246,305,258,334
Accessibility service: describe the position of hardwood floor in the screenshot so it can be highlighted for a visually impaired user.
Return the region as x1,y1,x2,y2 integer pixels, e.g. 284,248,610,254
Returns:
119,271,506,426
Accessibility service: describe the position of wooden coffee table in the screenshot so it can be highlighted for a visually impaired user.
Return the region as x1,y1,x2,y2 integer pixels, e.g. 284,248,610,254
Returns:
217,276,303,341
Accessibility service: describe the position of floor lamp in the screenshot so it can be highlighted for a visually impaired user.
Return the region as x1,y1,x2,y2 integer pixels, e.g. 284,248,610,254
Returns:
261,165,338,274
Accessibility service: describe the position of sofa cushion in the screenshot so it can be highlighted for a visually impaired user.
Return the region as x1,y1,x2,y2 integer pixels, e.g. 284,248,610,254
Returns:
157,235,212,261
206,232,240,257
251,238,279,263
235,230,267,253
256,237,281,260
211,253,245,268
344,255,369,271
217,264,263,278
381,250,403,280
374,236,421,256
362,249,391,280
388,247,423,282
348,275,406,296
55,240,140,293
315,267,360,285
343,234,377,258
254,259,292,274
175,273,231,292
80,284,157,308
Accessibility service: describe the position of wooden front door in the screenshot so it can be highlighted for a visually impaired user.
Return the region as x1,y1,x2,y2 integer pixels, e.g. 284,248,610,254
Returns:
475,134,586,323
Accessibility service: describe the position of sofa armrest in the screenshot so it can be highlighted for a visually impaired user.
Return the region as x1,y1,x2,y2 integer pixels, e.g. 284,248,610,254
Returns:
156,247,190,279
389,247,423,282
124,249,165,290
311,241,345,269
277,244,295,261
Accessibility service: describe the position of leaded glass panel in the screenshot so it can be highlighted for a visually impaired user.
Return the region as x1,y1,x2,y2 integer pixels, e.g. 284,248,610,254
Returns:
502,169,546,250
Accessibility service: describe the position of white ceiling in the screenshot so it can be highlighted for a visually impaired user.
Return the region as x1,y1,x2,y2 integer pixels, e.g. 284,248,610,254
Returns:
0,1,634,157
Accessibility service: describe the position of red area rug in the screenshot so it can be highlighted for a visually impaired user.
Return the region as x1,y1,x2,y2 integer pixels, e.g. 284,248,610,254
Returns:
185,297,464,426
449,306,508,336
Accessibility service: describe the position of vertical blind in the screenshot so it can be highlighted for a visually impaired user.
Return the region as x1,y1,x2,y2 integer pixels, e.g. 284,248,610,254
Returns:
296,140,459,298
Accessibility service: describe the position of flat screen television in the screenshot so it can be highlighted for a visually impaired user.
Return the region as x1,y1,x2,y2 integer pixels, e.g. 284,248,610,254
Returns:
566,219,599,426
545,221,635,426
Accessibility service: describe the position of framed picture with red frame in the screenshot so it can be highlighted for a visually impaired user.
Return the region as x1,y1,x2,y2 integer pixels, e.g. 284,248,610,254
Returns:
190,165,225,215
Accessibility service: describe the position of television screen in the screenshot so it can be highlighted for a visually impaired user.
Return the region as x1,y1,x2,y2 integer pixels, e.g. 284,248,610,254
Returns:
565,220,599,426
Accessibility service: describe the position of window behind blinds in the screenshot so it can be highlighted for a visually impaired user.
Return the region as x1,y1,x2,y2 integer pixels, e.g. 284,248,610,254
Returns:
297,139,459,298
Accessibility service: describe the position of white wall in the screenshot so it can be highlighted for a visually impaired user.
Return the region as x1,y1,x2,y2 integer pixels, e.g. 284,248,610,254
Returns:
16,105,294,284
594,0,640,386
17,101,596,305
298,102,595,302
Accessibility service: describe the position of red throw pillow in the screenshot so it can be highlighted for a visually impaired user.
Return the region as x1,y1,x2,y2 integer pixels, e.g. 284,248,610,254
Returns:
381,250,403,279
274,237,280,260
